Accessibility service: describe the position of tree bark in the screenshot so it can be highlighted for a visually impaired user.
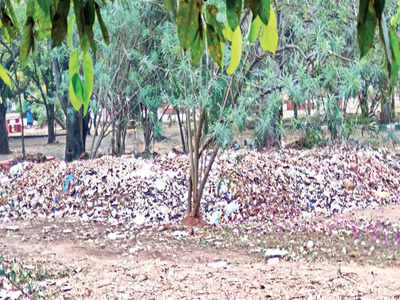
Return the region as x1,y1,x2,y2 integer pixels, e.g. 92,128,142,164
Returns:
0,100,9,154
359,89,369,119
65,109,89,162
46,103,56,144
380,99,392,125
17,94,26,159
175,107,187,153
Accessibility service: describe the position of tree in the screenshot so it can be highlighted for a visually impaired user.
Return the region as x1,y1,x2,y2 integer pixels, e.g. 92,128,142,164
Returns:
0,41,19,155
25,43,60,144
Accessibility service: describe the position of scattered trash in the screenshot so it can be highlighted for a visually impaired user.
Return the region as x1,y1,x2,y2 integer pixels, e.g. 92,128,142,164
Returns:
62,285,73,292
209,210,222,225
0,175,9,185
107,232,125,240
264,248,289,258
172,230,188,239
224,201,239,220
63,174,74,193
207,260,228,269
306,240,314,250
267,257,280,265
9,163,24,177
5,225,19,232
0,145,399,226
0,290,22,300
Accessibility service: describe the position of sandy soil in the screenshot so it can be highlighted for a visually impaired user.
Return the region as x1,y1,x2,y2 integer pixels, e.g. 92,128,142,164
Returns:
4,124,184,161
1,217,400,299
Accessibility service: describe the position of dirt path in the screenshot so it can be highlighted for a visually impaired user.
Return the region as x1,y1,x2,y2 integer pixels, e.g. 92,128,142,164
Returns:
1,218,400,299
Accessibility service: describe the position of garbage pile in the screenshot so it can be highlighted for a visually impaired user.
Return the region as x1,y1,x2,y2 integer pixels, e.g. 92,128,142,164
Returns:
0,144,399,225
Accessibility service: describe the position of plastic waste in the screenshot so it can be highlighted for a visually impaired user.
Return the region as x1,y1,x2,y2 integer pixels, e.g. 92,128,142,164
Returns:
224,201,239,219
52,196,59,212
9,163,23,177
209,210,222,224
207,260,228,268
0,175,10,185
309,200,315,210
210,201,239,224
63,174,74,193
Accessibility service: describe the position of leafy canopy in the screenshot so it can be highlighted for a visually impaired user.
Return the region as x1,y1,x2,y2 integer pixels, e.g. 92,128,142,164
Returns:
0,0,397,101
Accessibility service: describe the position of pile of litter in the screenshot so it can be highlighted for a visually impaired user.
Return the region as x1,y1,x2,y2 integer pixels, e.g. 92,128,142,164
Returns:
1,144,399,225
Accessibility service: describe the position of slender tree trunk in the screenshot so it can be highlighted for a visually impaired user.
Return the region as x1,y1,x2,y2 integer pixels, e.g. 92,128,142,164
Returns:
111,115,116,155
391,90,395,121
46,103,56,144
359,90,368,119
144,122,152,154
0,100,10,154
175,107,187,153
17,95,26,159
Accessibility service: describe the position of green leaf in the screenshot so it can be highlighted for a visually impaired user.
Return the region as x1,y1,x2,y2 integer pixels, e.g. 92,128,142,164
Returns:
191,22,205,66
5,0,19,30
258,0,270,26
36,0,52,38
207,24,224,67
0,64,11,88
83,0,95,27
389,30,399,88
83,0,96,53
226,0,242,31
206,4,225,66
67,14,74,48
20,17,34,67
222,24,234,41
164,0,177,19
244,0,261,19
71,73,84,111
1,1,18,40
176,0,200,49
73,0,89,52
51,0,70,47
259,4,278,53
248,15,262,42
357,0,378,58
226,25,242,75
69,49,82,111
82,52,93,115
206,5,224,37
69,49,79,77
95,3,109,44
374,0,385,20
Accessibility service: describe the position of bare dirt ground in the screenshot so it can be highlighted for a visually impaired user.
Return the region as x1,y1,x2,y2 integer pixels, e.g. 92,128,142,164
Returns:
5,124,184,161
2,124,400,299
1,215,400,299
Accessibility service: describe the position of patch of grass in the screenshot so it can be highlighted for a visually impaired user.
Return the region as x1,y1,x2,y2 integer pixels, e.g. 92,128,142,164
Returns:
0,256,71,299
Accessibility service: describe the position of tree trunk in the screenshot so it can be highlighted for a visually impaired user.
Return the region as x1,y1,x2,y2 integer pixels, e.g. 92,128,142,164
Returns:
359,91,368,119
143,120,152,154
293,102,298,119
18,95,26,159
46,103,56,144
0,100,10,154
391,90,395,121
175,107,187,153
380,98,392,125
65,109,89,161
65,109,83,162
